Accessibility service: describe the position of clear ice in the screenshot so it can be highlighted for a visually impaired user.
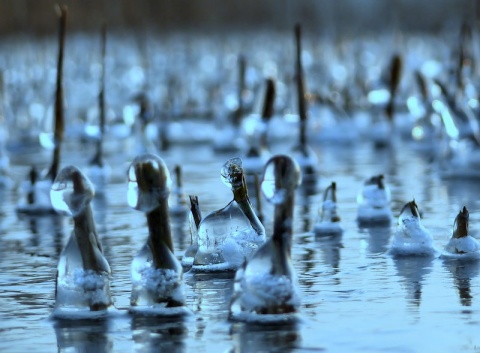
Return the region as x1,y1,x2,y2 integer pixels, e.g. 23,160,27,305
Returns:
220,157,244,189
55,236,112,314
229,234,301,322
51,166,95,217
193,201,262,271
182,211,200,267
261,158,300,205
190,157,265,271
130,243,186,311
231,243,300,315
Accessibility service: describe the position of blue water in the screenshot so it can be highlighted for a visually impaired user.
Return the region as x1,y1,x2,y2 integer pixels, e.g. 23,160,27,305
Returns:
0,138,479,353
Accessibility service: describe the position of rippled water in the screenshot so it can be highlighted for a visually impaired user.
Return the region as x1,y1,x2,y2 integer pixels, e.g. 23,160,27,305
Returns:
1,135,480,353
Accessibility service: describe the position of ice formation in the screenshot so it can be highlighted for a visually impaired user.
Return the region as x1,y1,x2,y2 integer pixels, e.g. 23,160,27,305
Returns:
51,165,113,318
389,200,437,256
127,154,188,316
230,155,301,322
357,174,393,225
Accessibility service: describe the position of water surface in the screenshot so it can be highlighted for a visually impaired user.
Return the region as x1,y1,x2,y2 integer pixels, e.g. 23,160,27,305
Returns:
1,138,479,353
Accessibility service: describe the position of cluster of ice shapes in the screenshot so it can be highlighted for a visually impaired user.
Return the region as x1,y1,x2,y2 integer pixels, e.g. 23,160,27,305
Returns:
355,176,480,260
389,201,480,260
48,157,480,322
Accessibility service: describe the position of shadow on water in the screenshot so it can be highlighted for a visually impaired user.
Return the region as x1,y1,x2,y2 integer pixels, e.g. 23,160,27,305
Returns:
54,318,113,353
393,255,434,309
442,258,480,307
131,315,187,353
229,321,303,353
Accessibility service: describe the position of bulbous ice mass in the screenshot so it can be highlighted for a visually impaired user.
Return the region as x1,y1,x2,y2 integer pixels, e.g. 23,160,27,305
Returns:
193,201,263,270
51,165,95,217
390,200,437,256
221,157,244,189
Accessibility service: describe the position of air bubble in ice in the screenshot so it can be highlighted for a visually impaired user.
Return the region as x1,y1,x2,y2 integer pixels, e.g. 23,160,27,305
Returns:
220,157,244,189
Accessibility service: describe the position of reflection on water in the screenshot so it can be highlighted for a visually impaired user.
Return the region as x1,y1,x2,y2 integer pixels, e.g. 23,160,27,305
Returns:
171,213,190,252
230,321,302,353
185,272,235,315
0,188,7,235
300,203,311,233
393,255,434,309
362,226,392,254
315,234,342,275
131,316,187,353
443,259,479,307
54,318,113,353
17,213,65,256
92,191,109,234
444,179,480,214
